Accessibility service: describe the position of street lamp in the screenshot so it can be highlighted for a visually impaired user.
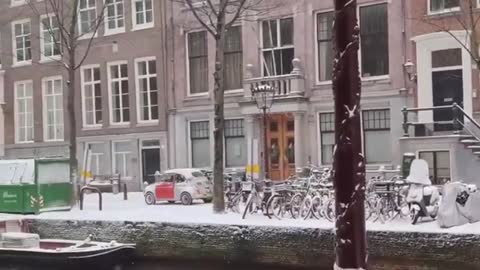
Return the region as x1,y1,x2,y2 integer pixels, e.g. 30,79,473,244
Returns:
251,84,276,179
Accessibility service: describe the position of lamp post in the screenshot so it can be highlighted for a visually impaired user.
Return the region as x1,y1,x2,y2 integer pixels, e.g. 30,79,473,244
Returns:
251,85,276,179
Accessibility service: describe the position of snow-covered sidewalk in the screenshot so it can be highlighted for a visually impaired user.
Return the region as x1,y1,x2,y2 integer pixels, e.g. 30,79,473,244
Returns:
3,192,480,235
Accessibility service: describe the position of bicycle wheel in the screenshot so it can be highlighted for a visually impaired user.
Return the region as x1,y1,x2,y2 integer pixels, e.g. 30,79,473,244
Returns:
230,193,243,214
300,196,312,220
242,195,254,219
290,193,304,219
265,194,278,219
270,195,287,220
324,198,336,222
310,196,322,220
376,197,395,223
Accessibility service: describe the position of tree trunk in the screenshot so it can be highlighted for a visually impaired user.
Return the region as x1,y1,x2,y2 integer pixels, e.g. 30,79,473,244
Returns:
68,63,78,201
68,0,80,202
212,2,227,213
332,0,367,269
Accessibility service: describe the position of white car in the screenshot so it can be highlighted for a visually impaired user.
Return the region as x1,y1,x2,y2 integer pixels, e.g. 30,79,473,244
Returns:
143,169,213,205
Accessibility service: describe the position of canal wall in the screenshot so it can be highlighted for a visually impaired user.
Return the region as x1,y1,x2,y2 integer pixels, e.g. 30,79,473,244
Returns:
29,219,480,270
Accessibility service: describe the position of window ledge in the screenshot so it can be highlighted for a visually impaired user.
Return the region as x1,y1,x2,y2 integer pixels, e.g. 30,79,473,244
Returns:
137,121,159,127
82,125,102,131
104,28,126,37
315,80,332,86
14,141,34,144
426,8,461,17
44,139,65,143
39,56,61,63
109,123,130,128
78,32,97,40
225,89,243,95
12,61,32,68
132,24,154,32
186,93,209,100
313,76,390,87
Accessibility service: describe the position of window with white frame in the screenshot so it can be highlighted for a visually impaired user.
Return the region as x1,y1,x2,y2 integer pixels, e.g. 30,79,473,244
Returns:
105,0,125,33
430,0,460,14
133,0,153,28
12,19,31,64
87,142,105,176
136,58,159,122
81,66,103,127
316,11,334,82
40,15,61,60
224,26,243,90
261,17,294,76
11,0,26,7
190,121,210,168
15,81,34,143
362,109,391,163
43,77,64,141
188,31,208,95
225,119,246,167
319,112,334,165
113,141,131,176
360,3,389,77
418,151,451,185
108,62,129,124
79,0,97,35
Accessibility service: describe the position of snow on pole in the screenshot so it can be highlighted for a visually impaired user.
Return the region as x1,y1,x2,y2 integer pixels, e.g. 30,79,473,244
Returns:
332,0,367,269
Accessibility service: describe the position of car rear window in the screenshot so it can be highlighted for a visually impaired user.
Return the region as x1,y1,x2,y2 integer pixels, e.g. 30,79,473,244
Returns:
191,171,205,177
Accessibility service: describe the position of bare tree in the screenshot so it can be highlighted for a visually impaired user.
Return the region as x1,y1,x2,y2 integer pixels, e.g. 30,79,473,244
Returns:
27,0,106,197
174,0,273,213
414,0,480,68
332,0,367,269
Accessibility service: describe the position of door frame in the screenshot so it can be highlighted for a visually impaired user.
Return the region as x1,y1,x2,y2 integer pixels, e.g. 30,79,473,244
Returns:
413,31,472,124
266,113,295,180
140,139,162,184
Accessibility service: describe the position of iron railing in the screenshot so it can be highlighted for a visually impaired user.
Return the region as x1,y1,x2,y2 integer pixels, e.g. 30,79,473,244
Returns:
401,103,480,140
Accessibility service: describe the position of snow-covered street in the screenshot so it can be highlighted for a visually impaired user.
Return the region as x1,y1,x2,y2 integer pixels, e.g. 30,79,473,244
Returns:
1,192,479,235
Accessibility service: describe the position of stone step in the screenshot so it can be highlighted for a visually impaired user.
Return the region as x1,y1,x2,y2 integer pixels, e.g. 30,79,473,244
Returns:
461,139,480,145
467,145,480,149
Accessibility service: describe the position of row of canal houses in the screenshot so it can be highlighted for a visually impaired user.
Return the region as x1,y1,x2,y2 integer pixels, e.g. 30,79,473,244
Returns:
0,0,478,191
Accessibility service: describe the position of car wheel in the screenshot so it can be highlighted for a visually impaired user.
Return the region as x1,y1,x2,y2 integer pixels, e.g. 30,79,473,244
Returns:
145,192,156,205
203,198,212,203
180,192,193,205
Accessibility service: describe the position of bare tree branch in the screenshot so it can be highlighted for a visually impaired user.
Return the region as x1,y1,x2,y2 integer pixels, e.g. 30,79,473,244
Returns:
225,0,247,28
181,0,217,36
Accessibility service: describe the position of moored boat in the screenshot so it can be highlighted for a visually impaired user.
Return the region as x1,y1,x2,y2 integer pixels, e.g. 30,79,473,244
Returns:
0,232,136,267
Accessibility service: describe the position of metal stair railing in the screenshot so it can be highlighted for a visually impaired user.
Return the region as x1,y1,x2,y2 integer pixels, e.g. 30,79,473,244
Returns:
401,103,480,141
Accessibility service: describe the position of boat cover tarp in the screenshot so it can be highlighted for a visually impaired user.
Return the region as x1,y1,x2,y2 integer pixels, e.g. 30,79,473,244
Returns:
438,182,480,228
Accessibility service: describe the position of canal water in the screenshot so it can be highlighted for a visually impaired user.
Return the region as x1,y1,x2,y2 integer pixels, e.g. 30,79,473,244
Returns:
0,260,320,270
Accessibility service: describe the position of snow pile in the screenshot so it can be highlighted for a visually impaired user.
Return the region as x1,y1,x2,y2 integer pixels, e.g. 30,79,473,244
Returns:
1,192,480,234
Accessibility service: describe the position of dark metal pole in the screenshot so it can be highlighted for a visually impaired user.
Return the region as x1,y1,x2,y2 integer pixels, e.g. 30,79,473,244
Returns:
333,0,367,269
452,103,461,134
402,107,409,137
263,107,269,179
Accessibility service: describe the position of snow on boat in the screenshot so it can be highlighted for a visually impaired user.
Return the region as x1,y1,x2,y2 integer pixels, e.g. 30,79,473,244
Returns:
0,232,136,267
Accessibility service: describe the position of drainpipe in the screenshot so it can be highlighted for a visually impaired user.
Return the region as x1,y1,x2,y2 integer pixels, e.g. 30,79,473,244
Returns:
0,70,5,158
401,0,408,93
167,0,177,169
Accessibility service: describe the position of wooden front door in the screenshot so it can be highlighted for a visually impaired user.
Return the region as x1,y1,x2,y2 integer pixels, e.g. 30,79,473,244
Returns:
267,114,295,180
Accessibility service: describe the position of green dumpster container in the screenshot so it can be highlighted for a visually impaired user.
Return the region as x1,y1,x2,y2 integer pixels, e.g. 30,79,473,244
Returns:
0,159,72,214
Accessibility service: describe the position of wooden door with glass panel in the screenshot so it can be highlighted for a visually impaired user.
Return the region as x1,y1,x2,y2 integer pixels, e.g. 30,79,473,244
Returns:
267,114,295,180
